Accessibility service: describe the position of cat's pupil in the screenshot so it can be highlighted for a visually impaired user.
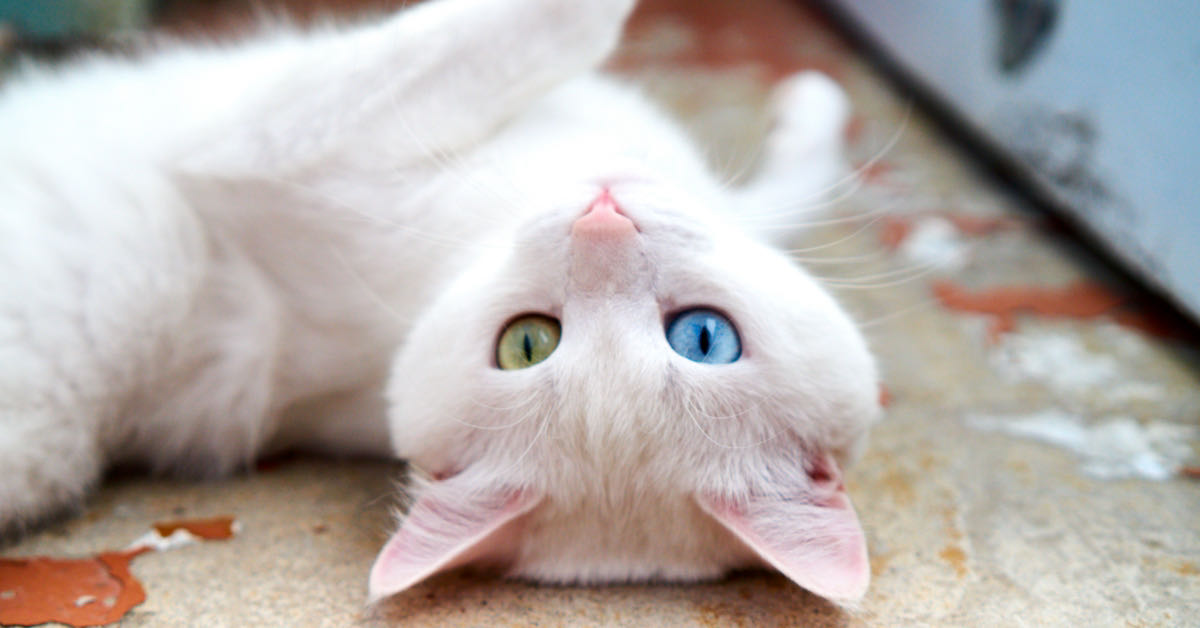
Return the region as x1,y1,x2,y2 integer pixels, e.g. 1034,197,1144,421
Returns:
522,333,534,362
698,325,711,356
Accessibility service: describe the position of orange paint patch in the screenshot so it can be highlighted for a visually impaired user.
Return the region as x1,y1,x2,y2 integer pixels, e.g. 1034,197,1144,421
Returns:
0,548,150,627
938,545,968,577
879,216,914,250
855,159,894,184
932,280,1126,343
878,383,892,407
879,469,915,507
843,114,866,144
869,552,892,578
1,516,237,626
942,213,1023,237
152,516,236,541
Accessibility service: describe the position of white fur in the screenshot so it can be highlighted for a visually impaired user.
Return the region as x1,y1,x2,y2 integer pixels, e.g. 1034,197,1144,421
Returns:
380,77,877,594
0,0,880,603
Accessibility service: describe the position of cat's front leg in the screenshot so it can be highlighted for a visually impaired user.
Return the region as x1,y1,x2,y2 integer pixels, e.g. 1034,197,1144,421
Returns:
184,0,639,176
0,405,103,539
732,72,851,247
0,164,208,537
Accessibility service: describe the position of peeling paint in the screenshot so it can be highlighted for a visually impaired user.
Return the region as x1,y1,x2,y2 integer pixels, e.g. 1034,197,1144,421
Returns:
0,517,237,626
966,411,1198,480
0,548,150,627
933,280,1125,342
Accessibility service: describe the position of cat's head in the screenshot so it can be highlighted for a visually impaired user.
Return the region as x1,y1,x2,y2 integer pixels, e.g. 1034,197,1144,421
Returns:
369,159,881,603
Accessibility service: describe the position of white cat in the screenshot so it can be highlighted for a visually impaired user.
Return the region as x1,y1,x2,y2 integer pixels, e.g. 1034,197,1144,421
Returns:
0,0,881,604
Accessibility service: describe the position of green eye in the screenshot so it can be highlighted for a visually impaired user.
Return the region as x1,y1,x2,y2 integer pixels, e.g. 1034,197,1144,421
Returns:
496,315,560,370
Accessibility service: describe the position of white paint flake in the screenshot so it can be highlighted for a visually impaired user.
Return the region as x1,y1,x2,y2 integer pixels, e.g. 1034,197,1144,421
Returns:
989,330,1164,402
898,216,968,271
125,528,202,553
966,410,1198,480
124,518,241,553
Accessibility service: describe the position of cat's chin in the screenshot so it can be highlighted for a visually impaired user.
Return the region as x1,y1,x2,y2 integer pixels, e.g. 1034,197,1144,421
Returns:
507,554,756,587
500,494,762,587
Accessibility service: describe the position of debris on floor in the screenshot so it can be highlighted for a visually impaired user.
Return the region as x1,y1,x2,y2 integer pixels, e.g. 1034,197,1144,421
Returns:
0,548,150,628
879,212,1024,253
966,411,1198,481
933,280,1128,342
0,516,237,627
148,516,238,543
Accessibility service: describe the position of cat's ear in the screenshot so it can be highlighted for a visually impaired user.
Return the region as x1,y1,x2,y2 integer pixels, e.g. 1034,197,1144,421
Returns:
182,0,636,176
367,477,542,603
694,453,869,601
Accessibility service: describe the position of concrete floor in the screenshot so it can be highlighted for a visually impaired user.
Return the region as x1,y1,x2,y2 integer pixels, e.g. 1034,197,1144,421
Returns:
4,0,1200,625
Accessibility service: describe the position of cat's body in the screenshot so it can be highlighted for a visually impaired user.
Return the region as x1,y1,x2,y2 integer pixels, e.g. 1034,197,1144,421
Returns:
1,0,881,604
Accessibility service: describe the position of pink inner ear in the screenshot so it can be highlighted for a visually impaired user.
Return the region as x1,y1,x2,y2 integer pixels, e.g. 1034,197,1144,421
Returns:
695,462,870,601
368,484,541,603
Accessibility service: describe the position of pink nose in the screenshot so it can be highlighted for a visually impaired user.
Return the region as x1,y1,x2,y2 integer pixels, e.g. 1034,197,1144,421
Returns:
571,189,636,240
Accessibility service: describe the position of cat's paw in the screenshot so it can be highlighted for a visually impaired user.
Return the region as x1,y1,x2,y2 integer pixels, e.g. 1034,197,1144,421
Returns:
0,407,103,541
528,0,639,58
535,0,638,22
765,71,849,163
734,72,851,245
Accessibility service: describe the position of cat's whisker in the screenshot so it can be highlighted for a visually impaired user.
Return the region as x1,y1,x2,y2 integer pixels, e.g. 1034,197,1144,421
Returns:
258,172,509,249
712,137,767,191
758,201,890,231
789,248,892,266
329,247,414,326
810,254,959,284
451,401,539,431
466,393,541,415
382,92,530,218
784,210,891,254
823,99,913,194
496,400,553,474
735,101,913,231
855,297,943,329
815,244,975,290
682,400,778,450
742,99,913,220
738,168,870,224
686,399,762,422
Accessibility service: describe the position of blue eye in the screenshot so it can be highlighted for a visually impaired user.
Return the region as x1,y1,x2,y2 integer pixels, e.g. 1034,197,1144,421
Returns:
666,309,741,364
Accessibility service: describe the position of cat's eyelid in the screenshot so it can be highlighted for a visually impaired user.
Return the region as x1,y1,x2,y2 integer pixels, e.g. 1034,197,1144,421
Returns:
661,304,736,324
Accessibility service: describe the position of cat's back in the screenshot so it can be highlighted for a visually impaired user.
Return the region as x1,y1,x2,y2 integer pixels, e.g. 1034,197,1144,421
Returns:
0,35,289,164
